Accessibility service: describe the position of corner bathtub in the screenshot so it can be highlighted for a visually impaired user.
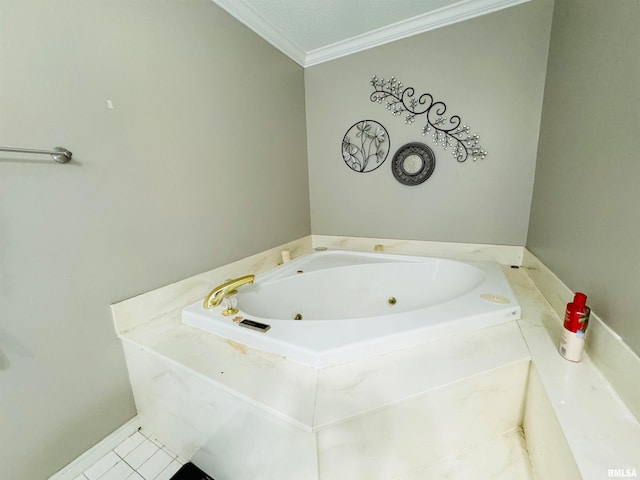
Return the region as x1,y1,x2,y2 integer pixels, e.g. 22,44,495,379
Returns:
182,250,521,367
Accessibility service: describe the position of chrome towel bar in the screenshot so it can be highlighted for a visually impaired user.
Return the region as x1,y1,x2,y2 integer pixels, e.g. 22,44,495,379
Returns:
0,146,72,163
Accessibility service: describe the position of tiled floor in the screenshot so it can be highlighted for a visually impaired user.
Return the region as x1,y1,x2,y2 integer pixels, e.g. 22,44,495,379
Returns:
73,429,183,480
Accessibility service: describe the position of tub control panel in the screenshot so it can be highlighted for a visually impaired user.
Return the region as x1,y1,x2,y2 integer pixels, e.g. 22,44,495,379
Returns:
239,319,271,333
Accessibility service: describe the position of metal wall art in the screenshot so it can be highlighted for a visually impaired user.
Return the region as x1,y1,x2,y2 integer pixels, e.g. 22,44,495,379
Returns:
370,75,487,162
391,142,436,186
341,120,390,173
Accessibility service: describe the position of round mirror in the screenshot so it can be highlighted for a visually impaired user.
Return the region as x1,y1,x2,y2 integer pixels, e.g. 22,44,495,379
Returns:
391,142,436,186
402,154,424,175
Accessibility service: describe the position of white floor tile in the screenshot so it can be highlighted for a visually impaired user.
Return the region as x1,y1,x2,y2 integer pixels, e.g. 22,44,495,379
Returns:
154,461,183,480
114,431,146,458
100,460,135,480
143,432,164,449
161,447,177,461
84,451,120,480
136,448,173,480
123,439,159,470
66,426,184,480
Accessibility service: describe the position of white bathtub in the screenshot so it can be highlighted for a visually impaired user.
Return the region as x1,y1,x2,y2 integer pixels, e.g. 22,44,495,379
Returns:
182,250,521,367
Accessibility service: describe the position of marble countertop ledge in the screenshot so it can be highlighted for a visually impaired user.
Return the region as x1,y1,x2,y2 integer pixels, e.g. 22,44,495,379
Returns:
506,267,640,479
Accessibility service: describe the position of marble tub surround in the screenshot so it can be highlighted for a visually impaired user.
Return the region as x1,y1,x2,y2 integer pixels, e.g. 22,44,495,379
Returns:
122,342,319,480
121,313,318,430
523,249,640,422
121,314,528,432
312,322,528,429
311,234,525,266
113,240,640,479
121,331,530,479
112,236,312,334
316,360,530,479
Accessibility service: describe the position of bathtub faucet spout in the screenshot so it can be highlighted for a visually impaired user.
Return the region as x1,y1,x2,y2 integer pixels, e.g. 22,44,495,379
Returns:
203,274,255,310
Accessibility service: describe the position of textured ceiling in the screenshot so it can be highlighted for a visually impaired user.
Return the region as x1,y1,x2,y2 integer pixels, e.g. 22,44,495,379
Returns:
212,0,530,66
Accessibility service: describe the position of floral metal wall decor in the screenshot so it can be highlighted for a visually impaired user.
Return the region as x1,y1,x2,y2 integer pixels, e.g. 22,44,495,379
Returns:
369,75,487,162
341,120,390,173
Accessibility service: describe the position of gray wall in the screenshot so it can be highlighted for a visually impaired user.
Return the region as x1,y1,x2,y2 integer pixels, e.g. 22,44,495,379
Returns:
0,1,309,478
305,0,554,245
528,0,640,355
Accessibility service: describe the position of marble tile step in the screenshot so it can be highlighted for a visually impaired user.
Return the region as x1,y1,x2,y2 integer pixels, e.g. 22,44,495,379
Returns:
171,462,214,480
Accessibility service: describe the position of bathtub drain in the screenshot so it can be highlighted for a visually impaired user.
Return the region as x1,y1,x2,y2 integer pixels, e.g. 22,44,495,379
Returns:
294,313,303,320
387,297,397,306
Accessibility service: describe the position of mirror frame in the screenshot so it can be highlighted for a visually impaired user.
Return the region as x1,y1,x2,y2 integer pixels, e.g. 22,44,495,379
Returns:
391,142,436,186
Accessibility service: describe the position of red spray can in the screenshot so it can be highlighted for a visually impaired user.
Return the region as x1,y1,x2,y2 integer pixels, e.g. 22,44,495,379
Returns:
559,292,590,362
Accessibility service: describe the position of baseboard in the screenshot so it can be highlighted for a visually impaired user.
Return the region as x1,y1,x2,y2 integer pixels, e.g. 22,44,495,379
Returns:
49,416,140,480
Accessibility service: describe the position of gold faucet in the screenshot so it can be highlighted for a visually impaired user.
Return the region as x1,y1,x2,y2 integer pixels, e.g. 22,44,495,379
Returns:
203,274,255,310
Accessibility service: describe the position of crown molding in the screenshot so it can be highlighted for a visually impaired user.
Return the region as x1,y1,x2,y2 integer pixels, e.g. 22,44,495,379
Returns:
212,0,531,68
210,0,307,66
304,0,531,67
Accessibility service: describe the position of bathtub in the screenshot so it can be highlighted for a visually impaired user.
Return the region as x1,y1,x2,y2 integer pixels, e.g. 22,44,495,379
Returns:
182,250,521,367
